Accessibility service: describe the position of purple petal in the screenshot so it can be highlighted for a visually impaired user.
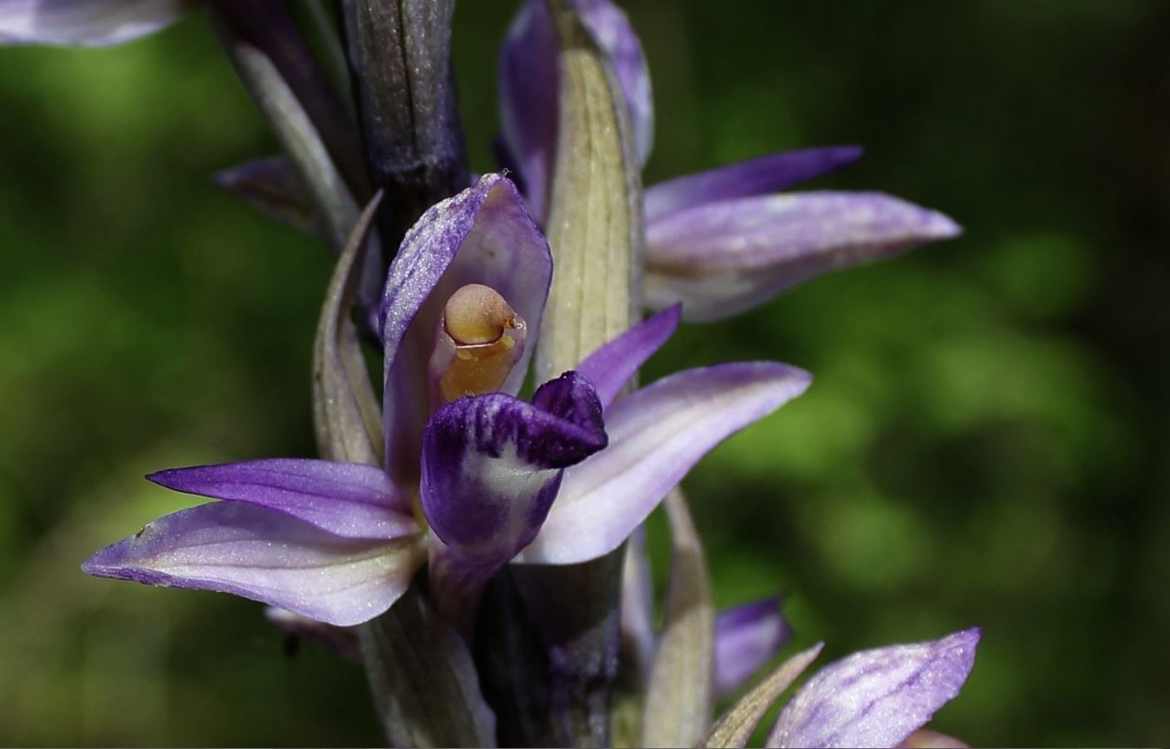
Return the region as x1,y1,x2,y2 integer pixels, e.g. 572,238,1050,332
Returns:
421,372,606,623
767,628,981,749
83,502,424,627
576,305,680,410
0,0,187,46
644,146,862,223
421,372,606,554
380,173,552,485
499,0,653,221
147,458,417,541
715,598,794,697
517,362,811,564
645,191,962,322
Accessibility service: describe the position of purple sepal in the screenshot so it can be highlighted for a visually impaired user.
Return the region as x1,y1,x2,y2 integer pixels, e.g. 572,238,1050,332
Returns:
82,502,423,627
645,191,962,322
714,597,794,697
500,0,653,222
518,362,811,565
379,173,552,486
766,628,981,749
577,305,680,410
147,458,417,541
644,146,862,223
0,0,188,46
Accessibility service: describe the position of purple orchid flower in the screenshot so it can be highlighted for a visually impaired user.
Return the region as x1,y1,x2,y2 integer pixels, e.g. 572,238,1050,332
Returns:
708,628,979,748
83,173,812,628
499,0,961,322
0,0,190,45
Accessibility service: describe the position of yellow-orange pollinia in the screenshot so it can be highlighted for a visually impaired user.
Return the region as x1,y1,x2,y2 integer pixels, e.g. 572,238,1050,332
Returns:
435,283,527,401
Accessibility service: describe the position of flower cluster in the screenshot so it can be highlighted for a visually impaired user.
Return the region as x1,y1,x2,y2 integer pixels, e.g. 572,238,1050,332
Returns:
2,1,979,747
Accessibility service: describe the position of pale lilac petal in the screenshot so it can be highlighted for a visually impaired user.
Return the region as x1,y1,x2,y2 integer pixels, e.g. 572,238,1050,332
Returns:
645,191,962,322
645,146,862,223
264,606,360,660
767,628,981,749
576,305,680,410
422,372,606,556
500,0,653,221
83,502,424,627
147,458,417,540
380,173,552,485
517,362,811,564
0,0,187,46
715,597,794,697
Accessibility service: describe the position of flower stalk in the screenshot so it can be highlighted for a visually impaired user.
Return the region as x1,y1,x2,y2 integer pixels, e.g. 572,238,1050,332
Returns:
341,0,470,247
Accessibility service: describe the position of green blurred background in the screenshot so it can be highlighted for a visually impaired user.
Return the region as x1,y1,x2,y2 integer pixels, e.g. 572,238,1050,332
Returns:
1,1,1167,745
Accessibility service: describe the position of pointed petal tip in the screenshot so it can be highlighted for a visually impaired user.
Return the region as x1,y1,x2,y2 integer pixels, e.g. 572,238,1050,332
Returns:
144,467,178,489
765,362,814,402
921,208,963,241
822,143,864,168
81,540,167,587
80,551,105,578
940,626,982,663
